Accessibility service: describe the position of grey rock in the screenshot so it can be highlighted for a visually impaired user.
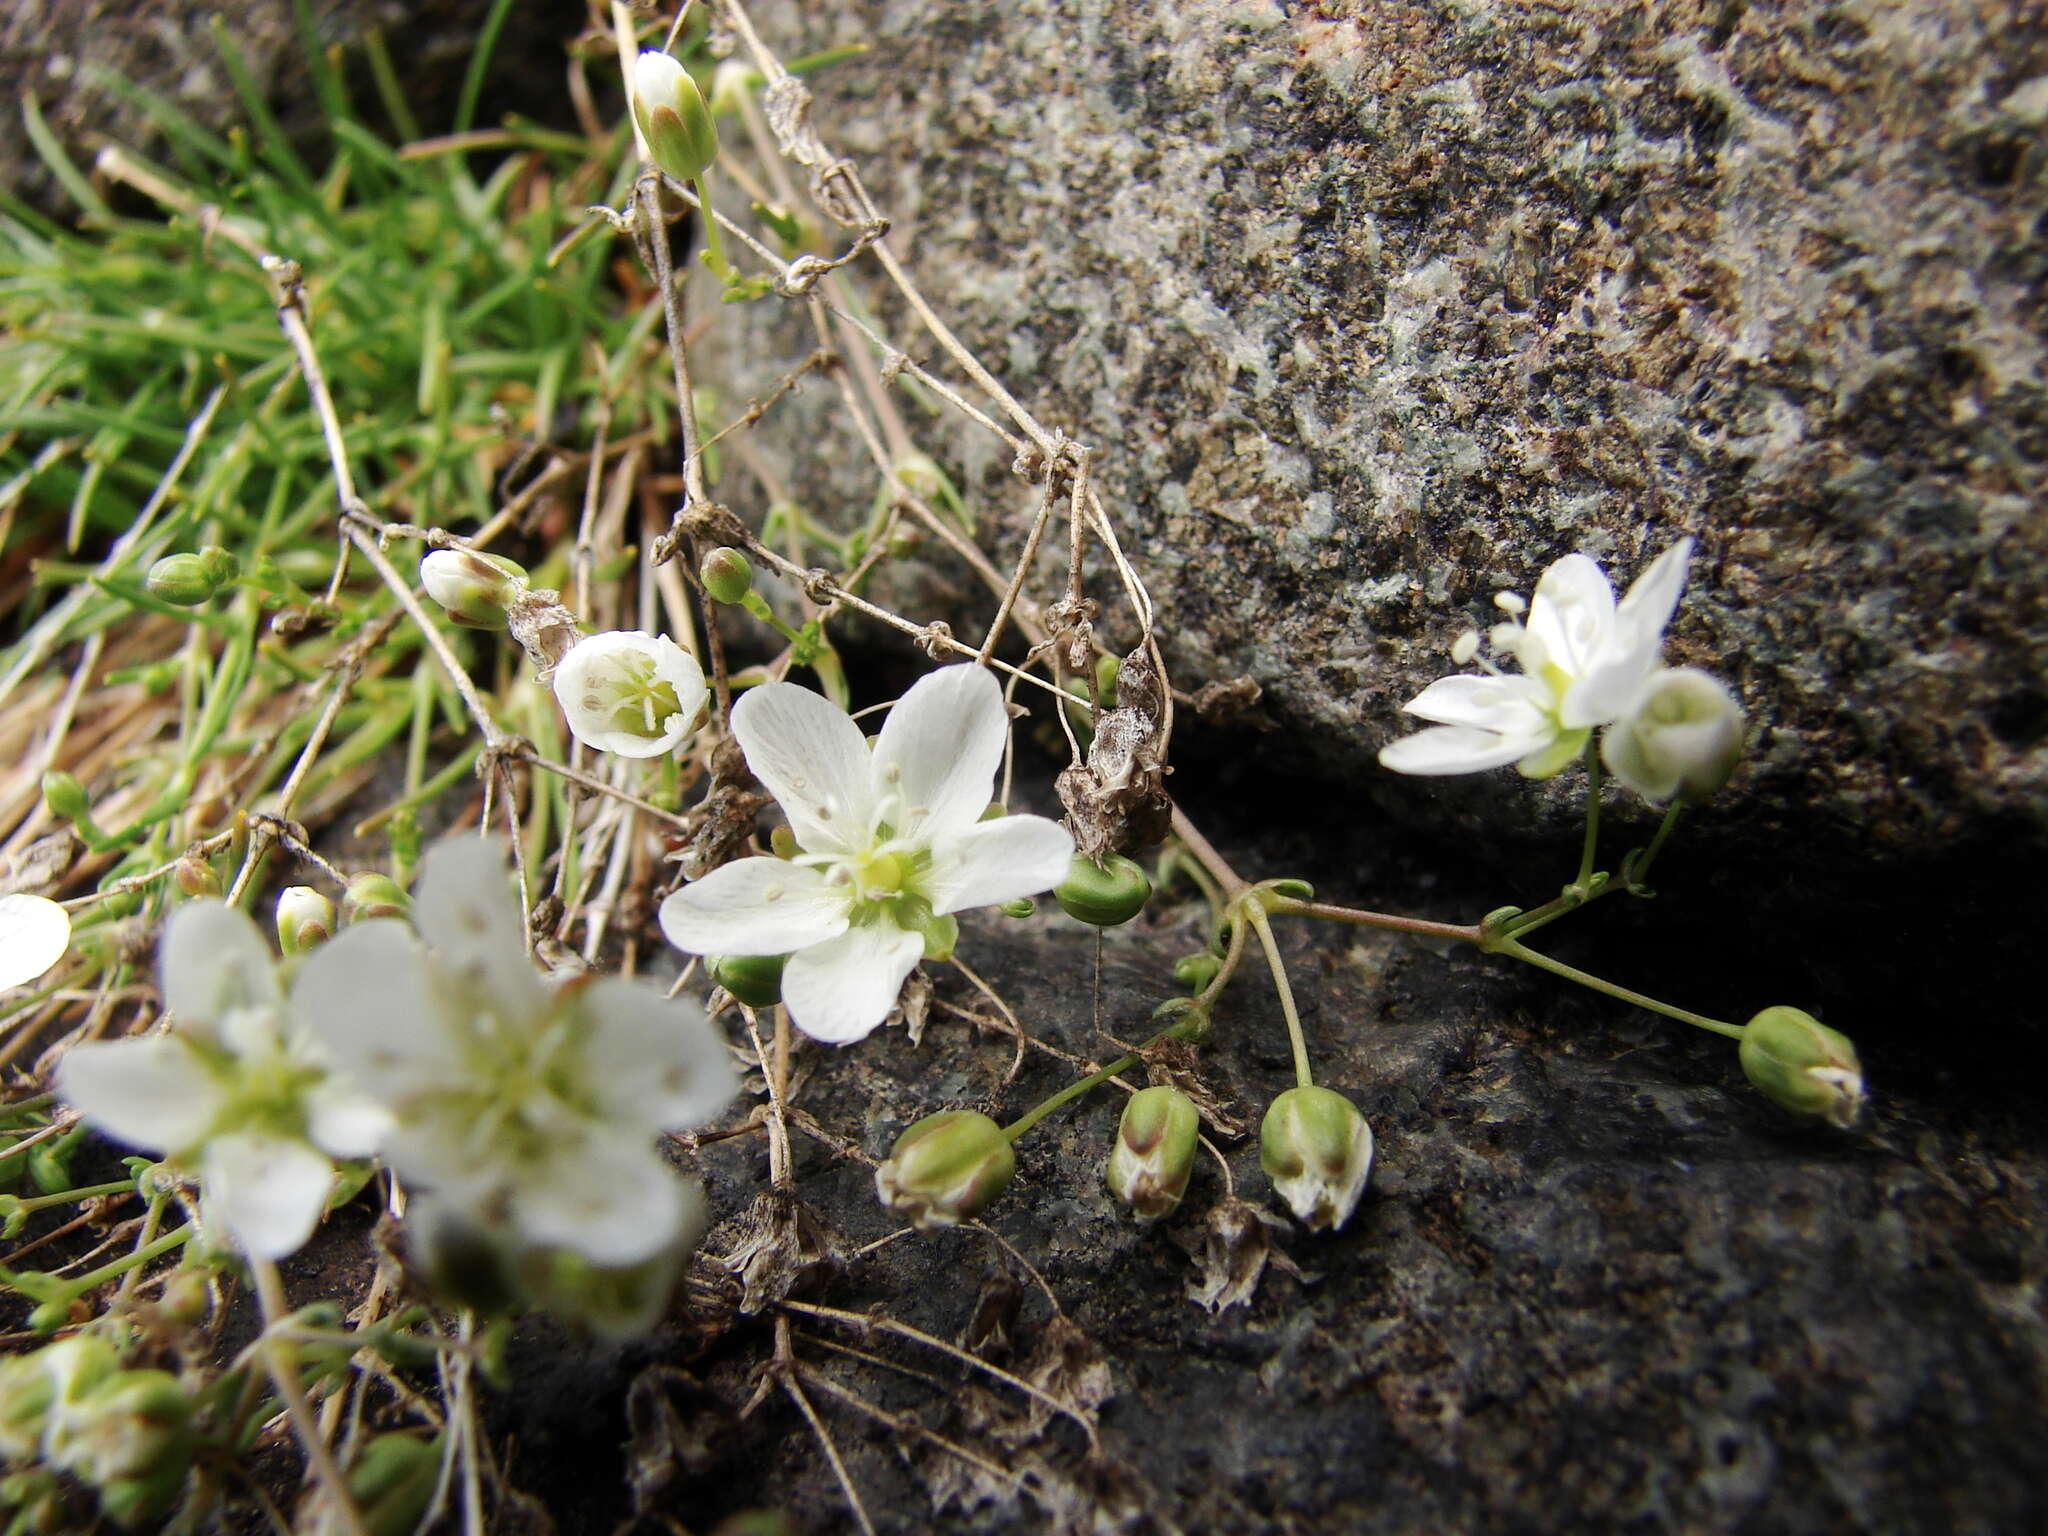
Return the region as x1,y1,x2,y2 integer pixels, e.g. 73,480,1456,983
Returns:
724,0,2048,865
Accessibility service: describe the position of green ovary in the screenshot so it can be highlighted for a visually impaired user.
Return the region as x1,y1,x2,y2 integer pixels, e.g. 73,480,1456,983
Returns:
589,656,681,740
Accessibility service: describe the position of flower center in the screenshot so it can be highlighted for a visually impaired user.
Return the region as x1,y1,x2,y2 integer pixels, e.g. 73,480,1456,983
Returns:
582,653,681,740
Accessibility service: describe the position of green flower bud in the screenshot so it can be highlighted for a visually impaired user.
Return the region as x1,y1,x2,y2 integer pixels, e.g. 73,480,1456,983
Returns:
275,886,335,955
997,897,1036,919
1172,953,1220,992
890,451,947,501
41,770,91,824
1053,852,1152,927
171,856,221,899
1265,878,1315,903
342,872,410,924
769,825,802,860
874,1110,1015,1228
631,50,719,184
1092,654,1121,702
706,952,787,1009
346,1432,443,1536
156,1270,212,1328
1106,1086,1200,1222
1260,1086,1374,1232
1738,1006,1864,1128
419,549,529,629
144,551,233,607
700,546,754,605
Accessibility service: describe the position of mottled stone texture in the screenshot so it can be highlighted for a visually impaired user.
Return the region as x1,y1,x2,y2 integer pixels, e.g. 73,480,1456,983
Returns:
730,0,2048,866
0,0,585,209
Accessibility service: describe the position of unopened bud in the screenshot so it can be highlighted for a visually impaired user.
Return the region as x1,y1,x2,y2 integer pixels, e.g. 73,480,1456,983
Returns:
342,872,410,924
1172,953,1220,992
171,856,221,899
997,897,1035,919
1092,654,1120,702
875,1110,1015,1228
419,548,528,629
156,1269,212,1328
275,886,335,955
1053,852,1152,927
145,549,236,607
1260,1086,1374,1232
1738,1006,1864,1128
706,952,786,1009
1107,1086,1200,1221
890,451,946,500
1602,667,1745,802
41,770,91,825
631,50,719,184
347,1432,443,1536
700,547,754,605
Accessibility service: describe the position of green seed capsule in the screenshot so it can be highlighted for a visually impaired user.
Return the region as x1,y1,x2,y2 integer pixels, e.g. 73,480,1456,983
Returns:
707,953,787,1008
700,547,754,605
1053,852,1152,927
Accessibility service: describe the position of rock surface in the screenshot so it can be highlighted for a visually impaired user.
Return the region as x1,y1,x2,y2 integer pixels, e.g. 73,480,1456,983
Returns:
724,0,2048,867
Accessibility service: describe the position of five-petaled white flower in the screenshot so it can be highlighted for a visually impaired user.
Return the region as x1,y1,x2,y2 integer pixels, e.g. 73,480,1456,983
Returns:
54,904,387,1260
1379,539,1694,778
291,837,736,1269
552,630,708,759
658,665,1075,1045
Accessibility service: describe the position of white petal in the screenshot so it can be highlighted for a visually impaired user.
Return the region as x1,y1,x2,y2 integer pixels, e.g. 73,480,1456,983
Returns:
0,894,71,992
730,681,878,856
513,1132,690,1267
1615,537,1693,642
872,665,1009,842
927,814,1075,914
579,977,739,1130
1524,552,1617,680
160,902,280,1037
551,631,707,758
304,1079,395,1160
289,920,458,1097
56,1036,225,1153
1401,673,1553,732
1379,725,1547,776
657,856,849,957
779,922,923,1045
412,836,549,1027
201,1133,335,1260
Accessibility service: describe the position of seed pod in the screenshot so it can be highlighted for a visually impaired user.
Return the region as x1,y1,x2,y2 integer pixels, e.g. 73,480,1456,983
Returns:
1106,1085,1200,1221
874,1110,1015,1228
700,547,754,605
1260,1086,1374,1232
1053,852,1152,927
1738,1006,1863,1128
706,952,787,1009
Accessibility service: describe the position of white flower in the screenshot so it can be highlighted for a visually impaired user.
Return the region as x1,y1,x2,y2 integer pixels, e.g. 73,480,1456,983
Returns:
1602,666,1745,803
658,665,1075,1045
0,893,70,992
1379,538,1694,778
552,630,708,759
290,838,736,1268
54,904,386,1259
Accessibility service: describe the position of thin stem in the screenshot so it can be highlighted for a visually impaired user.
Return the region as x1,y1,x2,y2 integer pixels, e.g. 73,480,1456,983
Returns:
1001,1049,1140,1142
1246,907,1312,1089
1576,734,1603,889
1627,798,1687,889
1489,936,1743,1039
1270,897,1485,947
248,1257,375,1536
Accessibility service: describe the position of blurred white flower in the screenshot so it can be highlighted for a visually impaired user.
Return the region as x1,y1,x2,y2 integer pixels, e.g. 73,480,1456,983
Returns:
0,894,70,992
1602,666,1745,802
54,904,385,1259
552,630,708,759
659,665,1074,1044
1379,539,1693,778
291,838,736,1268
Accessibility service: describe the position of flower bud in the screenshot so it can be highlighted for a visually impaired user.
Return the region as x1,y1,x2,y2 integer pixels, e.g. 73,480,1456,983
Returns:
171,856,221,899
1601,667,1745,802
1107,1086,1200,1222
552,631,708,758
875,1110,1015,1228
346,1432,442,1536
997,897,1035,919
1738,1006,1864,1128
631,50,719,184
342,872,410,924
700,547,754,605
156,1270,212,1328
706,952,786,1009
41,770,91,824
1172,953,1219,993
275,886,335,955
1053,852,1152,927
419,549,528,629
144,549,236,607
1260,1086,1374,1232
